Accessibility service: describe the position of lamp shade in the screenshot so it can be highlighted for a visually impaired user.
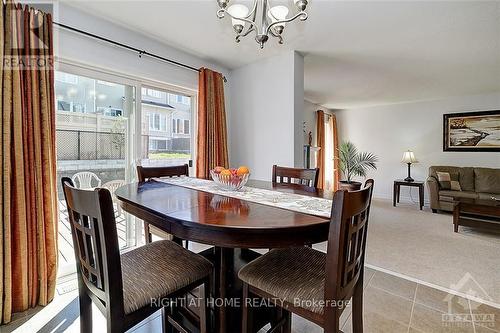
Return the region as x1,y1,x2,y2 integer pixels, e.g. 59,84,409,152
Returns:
268,6,289,24
401,150,418,164
228,4,249,27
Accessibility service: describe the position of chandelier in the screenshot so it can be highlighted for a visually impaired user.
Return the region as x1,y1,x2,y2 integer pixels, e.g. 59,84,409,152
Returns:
216,0,309,49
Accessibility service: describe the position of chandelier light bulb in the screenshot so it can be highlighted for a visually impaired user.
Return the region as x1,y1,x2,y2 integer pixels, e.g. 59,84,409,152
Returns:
294,0,308,11
218,0,229,9
228,4,249,30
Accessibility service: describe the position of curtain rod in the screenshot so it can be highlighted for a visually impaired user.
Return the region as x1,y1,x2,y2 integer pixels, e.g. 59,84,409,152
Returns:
53,22,227,82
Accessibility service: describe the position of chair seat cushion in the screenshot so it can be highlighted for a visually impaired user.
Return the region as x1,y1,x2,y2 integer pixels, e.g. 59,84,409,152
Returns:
238,247,327,315
478,193,500,200
439,190,478,201
121,240,212,314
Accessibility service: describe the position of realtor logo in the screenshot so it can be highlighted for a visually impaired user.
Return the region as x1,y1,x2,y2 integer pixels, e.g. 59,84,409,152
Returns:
442,273,495,329
3,1,57,71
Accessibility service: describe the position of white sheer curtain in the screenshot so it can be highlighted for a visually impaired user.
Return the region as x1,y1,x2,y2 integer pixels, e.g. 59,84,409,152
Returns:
324,115,335,191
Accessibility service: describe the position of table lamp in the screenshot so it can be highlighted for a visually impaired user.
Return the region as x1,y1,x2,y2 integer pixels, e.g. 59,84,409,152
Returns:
401,150,418,182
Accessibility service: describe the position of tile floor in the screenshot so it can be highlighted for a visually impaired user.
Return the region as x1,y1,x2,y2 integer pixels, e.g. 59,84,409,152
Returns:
3,267,499,333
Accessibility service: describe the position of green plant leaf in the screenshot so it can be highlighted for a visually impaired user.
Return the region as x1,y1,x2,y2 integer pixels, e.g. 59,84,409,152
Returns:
337,141,378,182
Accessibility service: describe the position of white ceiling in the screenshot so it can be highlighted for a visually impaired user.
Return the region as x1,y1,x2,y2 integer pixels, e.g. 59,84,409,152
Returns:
65,0,500,109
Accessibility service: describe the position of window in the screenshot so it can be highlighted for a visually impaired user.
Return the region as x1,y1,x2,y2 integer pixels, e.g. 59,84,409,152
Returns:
149,113,161,131
141,86,192,168
149,138,167,151
97,80,117,87
55,72,78,84
54,69,136,274
97,106,123,117
147,88,163,98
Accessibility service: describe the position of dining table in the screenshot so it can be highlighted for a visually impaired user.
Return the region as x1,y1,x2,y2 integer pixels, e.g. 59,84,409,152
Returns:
115,179,333,333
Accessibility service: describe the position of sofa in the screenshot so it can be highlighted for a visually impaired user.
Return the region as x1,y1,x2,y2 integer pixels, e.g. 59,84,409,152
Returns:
427,166,500,212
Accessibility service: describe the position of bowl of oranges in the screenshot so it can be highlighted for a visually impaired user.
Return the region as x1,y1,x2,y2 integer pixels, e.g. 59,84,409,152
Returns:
210,166,250,191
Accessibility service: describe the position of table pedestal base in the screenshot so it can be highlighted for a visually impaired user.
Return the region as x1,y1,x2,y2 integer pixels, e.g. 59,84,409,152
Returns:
196,247,277,333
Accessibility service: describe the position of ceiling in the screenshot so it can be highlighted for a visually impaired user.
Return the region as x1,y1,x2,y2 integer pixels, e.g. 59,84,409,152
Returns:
65,0,500,109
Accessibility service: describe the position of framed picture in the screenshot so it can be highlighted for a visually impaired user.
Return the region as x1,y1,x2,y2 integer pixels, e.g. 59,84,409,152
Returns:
443,110,500,152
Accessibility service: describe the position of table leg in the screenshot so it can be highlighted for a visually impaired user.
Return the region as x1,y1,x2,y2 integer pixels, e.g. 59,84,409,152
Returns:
453,203,460,232
397,185,401,203
419,185,424,210
393,184,397,207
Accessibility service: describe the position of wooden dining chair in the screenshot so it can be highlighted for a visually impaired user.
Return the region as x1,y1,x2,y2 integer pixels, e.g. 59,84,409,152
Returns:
61,177,212,333
272,165,320,189
239,179,375,333
137,164,189,245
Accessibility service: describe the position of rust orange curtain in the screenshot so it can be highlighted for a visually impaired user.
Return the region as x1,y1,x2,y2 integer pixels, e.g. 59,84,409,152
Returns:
1,2,58,323
316,111,325,189
196,68,229,179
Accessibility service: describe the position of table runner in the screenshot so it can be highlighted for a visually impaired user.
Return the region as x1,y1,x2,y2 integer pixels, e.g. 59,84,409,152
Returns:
156,177,332,218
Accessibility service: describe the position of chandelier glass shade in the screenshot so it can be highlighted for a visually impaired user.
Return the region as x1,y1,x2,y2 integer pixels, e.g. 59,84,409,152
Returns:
216,0,309,48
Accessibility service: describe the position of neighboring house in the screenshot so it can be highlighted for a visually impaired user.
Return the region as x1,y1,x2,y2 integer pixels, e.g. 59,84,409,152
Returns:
141,87,191,154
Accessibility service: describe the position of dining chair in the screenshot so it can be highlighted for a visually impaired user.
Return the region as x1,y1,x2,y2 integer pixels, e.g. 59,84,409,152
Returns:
272,165,320,189
239,179,375,333
101,179,126,216
71,171,102,189
61,177,212,333
137,164,189,245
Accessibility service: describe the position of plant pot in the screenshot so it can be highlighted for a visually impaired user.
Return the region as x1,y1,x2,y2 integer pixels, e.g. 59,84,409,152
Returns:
339,181,362,192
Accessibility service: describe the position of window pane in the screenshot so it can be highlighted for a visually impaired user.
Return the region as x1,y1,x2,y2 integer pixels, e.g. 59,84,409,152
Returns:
141,87,192,168
55,70,136,273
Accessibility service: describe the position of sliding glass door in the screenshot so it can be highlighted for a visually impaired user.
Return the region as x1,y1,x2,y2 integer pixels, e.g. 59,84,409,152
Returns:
54,62,197,276
55,64,137,276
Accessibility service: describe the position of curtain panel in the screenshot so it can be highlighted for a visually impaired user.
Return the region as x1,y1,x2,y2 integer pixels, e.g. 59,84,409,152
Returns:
316,111,325,189
196,68,229,179
316,110,340,191
1,2,58,323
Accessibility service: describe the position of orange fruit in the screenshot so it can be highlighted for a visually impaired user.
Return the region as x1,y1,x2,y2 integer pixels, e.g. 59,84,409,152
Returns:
237,166,250,176
220,169,231,177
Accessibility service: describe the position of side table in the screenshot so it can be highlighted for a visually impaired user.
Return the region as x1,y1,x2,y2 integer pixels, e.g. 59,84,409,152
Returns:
393,179,425,210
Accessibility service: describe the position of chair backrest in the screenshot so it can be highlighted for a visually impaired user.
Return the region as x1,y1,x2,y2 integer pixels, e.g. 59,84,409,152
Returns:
137,164,189,182
71,171,102,189
272,165,319,188
324,179,374,312
61,177,124,316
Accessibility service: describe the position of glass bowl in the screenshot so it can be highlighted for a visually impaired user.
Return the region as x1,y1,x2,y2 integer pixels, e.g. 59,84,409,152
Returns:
210,170,250,191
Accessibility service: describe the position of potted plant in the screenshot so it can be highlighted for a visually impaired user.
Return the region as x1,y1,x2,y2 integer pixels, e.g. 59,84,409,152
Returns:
338,141,378,191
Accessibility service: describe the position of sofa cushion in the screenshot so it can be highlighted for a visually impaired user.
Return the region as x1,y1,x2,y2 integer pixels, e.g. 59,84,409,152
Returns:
474,168,500,194
477,193,500,200
439,190,478,201
436,171,462,191
429,166,475,192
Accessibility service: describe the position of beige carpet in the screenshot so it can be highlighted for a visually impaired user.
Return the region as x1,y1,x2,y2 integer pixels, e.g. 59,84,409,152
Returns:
362,199,500,306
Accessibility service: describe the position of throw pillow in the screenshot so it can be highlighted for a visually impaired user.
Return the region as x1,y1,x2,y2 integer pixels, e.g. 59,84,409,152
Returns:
436,171,462,191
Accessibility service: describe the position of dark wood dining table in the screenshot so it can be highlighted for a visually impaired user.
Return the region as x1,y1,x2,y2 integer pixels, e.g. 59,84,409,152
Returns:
115,179,332,333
